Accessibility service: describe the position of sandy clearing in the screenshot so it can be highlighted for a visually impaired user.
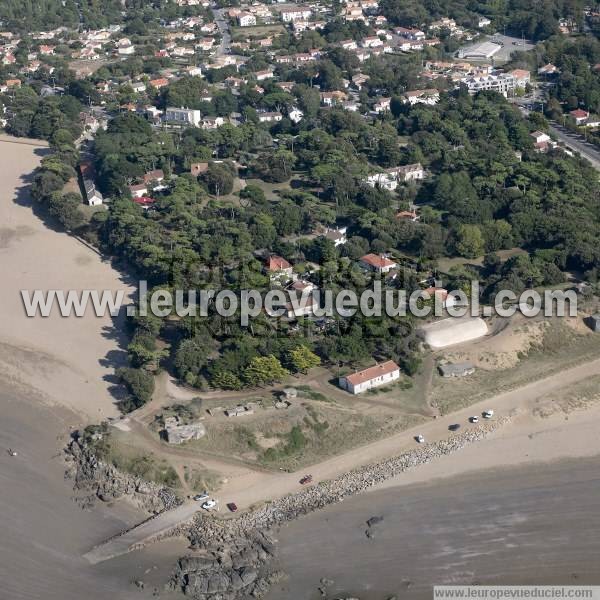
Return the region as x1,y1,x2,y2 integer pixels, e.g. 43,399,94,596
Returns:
0,136,134,421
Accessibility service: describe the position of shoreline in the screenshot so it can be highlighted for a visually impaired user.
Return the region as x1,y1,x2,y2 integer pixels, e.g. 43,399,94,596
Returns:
1,132,600,599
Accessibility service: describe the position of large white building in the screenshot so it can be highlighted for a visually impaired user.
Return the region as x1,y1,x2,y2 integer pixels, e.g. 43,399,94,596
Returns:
364,163,425,190
461,73,516,96
280,6,312,22
164,107,202,127
339,360,400,394
457,41,501,59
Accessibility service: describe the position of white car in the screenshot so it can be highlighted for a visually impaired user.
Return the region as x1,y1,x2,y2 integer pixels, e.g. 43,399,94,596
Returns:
202,499,218,510
416,434,425,444
470,416,479,423
193,492,210,501
483,410,494,419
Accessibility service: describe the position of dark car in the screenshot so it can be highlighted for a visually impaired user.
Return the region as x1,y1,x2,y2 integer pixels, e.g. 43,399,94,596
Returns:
448,424,461,432
300,474,313,485
227,502,238,513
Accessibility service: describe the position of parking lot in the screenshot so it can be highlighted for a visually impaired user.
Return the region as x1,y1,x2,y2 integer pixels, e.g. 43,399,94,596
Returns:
487,32,535,61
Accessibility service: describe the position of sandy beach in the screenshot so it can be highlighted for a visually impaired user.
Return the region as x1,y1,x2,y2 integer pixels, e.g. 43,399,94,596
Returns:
0,135,133,422
0,136,162,599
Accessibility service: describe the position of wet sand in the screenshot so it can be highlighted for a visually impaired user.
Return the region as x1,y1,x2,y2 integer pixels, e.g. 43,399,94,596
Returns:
269,457,600,600
0,383,189,599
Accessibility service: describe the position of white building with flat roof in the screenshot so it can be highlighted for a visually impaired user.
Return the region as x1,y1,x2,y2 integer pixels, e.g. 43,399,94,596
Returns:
461,73,516,96
457,41,501,59
165,107,202,127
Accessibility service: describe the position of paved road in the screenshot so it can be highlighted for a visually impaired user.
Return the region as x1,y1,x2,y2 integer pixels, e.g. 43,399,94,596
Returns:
84,357,600,564
547,121,600,170
270,456,600,599
511,101,600,170
213,8,231,57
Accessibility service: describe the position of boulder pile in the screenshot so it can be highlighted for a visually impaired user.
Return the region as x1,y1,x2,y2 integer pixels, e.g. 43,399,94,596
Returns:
64,434,181,514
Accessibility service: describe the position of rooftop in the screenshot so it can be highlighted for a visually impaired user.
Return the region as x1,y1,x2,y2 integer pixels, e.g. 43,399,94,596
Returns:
344,360,400,386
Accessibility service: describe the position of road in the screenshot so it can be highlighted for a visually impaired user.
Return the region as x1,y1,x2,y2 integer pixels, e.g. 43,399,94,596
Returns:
510,100,600,170
547,121,600,170
269,456,600,599
213,7,231,57
84,356,600,564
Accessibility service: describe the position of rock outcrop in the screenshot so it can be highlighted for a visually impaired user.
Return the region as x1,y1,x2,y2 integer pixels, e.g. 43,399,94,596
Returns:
64,434,181,514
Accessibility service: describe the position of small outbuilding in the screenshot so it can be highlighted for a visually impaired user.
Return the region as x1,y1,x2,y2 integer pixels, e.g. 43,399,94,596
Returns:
164,416,206,444
439,362,476,378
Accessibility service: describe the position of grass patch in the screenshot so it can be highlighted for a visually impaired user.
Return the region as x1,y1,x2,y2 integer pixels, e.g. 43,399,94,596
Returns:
296,384,332,402
183,465,221,492
84,425,179,487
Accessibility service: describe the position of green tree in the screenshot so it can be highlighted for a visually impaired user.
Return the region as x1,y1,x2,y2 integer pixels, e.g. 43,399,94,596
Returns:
455,224,485,258
117,367,155,412
211,370,243,390
243,355,289,387
288,345,321,374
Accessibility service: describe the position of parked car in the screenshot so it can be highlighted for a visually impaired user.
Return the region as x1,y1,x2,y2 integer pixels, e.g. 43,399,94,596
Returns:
193,492,209,501
448,424,461,431
483,409,494,419
470,416,479,423
300,474,313,485
202,499,217,510
415,434,425,443
227,502,238,513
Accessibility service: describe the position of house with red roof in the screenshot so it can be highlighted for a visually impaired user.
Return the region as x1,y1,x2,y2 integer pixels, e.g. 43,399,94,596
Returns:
360,253,398,274
266,255,293,281
570,108,589,125
339,360,400,394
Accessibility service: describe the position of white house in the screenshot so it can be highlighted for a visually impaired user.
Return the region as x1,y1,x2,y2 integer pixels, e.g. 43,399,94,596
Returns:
237,12,257,27
83,179,103,206
266,255,293,281
258,111,283,123
364,163,425,190
129,183,149,198
373,97,391,112
530,130,556,152
164,106,202,127
403,89,440,105
361,36,383,48
339,360,400,394
509,69,531,88
255,68,274,81
280,6,312,22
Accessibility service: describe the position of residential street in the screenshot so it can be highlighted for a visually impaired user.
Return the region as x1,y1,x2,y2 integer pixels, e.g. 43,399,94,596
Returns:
213,7,231,57
547,121,600,170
